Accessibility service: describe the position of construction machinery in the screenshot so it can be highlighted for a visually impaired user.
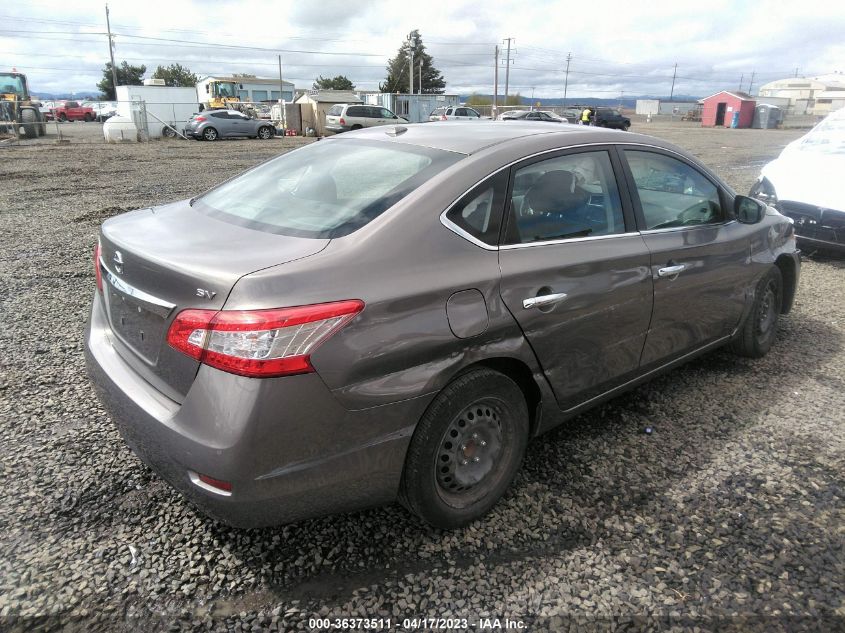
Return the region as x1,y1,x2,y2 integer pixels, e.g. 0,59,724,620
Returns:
197,79,242,111
0,69,47,138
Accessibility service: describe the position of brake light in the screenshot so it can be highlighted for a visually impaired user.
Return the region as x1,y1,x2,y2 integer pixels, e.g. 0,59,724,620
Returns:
94,241,103,292
166,300,364,378
339,117,346,126
440,114,447,120
194,116,207,122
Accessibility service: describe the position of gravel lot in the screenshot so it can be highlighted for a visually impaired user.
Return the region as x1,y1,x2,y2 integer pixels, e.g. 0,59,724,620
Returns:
1,120,843,632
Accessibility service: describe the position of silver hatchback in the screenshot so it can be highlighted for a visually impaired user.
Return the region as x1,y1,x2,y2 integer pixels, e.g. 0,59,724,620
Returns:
185,109,275,141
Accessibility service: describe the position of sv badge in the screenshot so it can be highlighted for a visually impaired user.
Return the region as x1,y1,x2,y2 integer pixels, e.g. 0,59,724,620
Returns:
196,288,217,300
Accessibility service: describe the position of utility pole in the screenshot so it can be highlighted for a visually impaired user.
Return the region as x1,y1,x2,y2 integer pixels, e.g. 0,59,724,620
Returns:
419,58,422,94
794,67,799,78
669,63,677,101
407,33,414,95
503,37,514,104
738,73,744,92
563,52,571,106
748,70,756,95
493,44,499,117
278,55,283,101
105,4,118,98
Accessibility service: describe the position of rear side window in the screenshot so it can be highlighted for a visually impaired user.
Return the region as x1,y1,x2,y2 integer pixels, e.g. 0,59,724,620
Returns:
327,105,343,116
505,150,626,244
624,150,723,229
197,139,463,239
445,171,508,246
346,106,366,117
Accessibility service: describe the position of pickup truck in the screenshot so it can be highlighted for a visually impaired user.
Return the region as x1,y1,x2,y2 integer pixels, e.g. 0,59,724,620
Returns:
52,100,96,122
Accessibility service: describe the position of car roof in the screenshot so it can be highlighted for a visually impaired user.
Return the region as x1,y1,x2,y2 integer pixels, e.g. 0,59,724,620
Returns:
344,120,657,155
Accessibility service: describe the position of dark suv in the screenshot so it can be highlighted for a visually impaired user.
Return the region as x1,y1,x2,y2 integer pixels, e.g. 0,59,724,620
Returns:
594,107,631,130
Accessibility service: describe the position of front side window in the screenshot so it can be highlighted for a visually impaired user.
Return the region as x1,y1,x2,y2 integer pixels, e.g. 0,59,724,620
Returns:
196,139,463,239
505,151,626,244
624,150,723,230
380,108,395,119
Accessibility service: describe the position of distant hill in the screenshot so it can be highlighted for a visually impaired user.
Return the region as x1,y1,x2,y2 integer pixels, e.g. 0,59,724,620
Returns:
461,94,702,108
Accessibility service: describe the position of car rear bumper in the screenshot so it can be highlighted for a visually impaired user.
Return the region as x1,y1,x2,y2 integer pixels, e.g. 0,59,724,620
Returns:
324,124,351,134
84,293,420,527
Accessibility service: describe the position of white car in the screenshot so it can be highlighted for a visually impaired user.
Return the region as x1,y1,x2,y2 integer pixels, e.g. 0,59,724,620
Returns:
429,106,482,122
750,108,845,253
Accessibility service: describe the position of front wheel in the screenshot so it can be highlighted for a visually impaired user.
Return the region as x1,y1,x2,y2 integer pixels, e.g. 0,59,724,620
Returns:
401,369,529,529
257,126,273,139
622,122,630,131
732,266,783,358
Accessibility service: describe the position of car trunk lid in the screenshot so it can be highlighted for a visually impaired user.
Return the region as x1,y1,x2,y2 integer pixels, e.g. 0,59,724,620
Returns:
98,199,329,400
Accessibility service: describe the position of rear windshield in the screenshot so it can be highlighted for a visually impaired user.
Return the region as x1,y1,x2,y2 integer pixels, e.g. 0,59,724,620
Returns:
195,139,463,238
327,105,343,116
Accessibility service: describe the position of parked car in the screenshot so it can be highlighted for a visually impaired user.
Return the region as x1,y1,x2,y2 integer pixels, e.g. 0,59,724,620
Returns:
325,104,407,134
39,100,55,121
429,106,482,121
498,110,568,123
52,100,96,122
90,101,118,122
749,108,845,254
85,122,799,529
593,107,631,130
184,110,275,141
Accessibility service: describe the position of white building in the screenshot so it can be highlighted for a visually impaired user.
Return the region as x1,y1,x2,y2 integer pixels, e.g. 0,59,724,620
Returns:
757,73,845,115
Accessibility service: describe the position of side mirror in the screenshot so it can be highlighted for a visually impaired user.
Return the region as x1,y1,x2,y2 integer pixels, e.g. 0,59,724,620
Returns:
735,195,765,224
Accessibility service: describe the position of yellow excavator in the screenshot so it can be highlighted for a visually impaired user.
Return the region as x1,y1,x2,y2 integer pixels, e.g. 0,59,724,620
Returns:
0,69,47,138
198,79,242,111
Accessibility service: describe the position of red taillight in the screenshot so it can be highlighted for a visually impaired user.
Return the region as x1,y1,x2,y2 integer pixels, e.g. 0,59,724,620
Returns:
94,241,103,292
197,473,232,492
339,117,346,126
440,114,447,120
194,116,207,122
166,300,364,378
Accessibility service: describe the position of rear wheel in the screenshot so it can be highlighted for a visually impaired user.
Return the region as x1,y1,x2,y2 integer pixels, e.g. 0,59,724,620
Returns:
401,369,529,528
732,266,783,358
84,113,93,122
622,122,630,131
350,124,363,130
21,108,38,138
202,127,218,141
162,126,177,138
257,126,272,139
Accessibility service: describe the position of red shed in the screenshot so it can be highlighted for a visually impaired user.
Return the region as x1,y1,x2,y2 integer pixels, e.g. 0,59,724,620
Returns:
700,90,756,128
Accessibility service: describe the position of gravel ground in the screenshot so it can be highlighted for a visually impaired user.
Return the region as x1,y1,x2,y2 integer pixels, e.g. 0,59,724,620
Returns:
0,121,843,632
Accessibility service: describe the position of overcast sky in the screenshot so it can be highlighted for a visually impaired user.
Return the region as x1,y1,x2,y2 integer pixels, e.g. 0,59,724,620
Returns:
3,0,844,99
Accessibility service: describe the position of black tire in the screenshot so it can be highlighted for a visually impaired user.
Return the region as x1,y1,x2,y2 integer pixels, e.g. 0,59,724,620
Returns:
732,266,783,358
257,126,273,140
84,113,93,122
38,122,46,137
401,369,529,529
350,124,363,130
58,113,67,122
162,126,177,138
202,127,218,141
622,122,631,131
21,108,38,139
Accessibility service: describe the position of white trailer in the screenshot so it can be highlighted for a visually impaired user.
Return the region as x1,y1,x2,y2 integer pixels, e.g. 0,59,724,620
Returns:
115,85,198,139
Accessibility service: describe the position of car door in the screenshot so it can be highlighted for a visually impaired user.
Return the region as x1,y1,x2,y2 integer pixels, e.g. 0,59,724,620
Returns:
498,147,653,409
225,111,249,137
620,147,751,367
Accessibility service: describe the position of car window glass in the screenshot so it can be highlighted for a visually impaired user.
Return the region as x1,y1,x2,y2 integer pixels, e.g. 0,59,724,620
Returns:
345,106,361,117
67,101,78,108
197,139,462,239
505,151,626,244
327,105,343,116
210,112,227,119
468,109,480,118
624,150,723,230
445,171,508,246
380,108,395,118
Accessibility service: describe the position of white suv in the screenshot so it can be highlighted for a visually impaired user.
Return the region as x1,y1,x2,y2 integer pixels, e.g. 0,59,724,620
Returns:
429,106,482,122
325,104,407,134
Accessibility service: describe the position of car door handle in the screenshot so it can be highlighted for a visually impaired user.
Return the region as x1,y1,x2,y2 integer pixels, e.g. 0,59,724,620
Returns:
657,264,686,277
523,293,568,309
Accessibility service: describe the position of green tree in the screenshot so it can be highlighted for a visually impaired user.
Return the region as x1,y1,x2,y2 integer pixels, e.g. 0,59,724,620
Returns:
151,63,198,87
379,29,446,94
97,61,147,99
466,93,492,106
504,93,523,106
312,75,355,91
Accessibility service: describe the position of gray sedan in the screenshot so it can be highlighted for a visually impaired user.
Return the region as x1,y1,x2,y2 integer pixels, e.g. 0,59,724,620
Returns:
85,122,799,528
184,109,275,141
